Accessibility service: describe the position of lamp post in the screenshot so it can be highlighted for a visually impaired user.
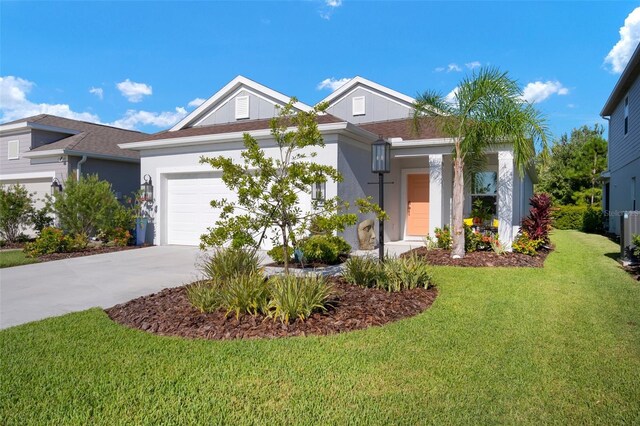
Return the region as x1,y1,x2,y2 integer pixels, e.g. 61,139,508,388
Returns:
371,137,391,261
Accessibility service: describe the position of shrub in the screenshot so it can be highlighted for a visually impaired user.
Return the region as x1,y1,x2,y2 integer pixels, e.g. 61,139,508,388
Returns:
24,227,68,257
342,256,380,287
512,231,543,256
217,272,269,319
107,228,131,247
68,233,89,251
186,281,221,313
553,205,586,230
0,184,34,243
267,245,294,264
266,274,334,323
52,175,121,237
379,254,433,292
582,207,604,234
31,204,54,235
434,225,452,249
490,236,506,255
299,235,351,264
464,225,483,252
633,234,640,258
521,193,553,243
111,203,136,233
199,247,262,282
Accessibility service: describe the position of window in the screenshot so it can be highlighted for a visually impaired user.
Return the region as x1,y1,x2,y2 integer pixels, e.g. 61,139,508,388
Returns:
7,140,19,160
624,96,629,135
471,171,497,216
235,96,249,120
352,96,365,116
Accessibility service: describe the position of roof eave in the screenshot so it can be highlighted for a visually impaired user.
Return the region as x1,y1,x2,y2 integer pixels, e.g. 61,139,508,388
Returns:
601,43,640,117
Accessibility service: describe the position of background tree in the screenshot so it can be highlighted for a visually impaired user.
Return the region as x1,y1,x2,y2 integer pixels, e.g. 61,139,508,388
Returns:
200,99,380,272
537,124,607,206
413,67,549,258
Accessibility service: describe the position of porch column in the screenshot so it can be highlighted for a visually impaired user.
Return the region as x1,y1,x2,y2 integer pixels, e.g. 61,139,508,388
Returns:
429,154,443,237
498,150,514,250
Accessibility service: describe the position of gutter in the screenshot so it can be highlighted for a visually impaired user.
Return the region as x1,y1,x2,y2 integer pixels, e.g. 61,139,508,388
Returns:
23,149,139,163
76,155,88,180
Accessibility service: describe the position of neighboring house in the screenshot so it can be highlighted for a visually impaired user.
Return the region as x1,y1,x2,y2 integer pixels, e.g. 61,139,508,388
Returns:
601,42,640,236
120,75,537,249
0,115,143,213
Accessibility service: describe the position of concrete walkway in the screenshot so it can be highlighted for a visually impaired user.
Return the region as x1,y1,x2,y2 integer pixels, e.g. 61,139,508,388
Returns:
0,246,202,329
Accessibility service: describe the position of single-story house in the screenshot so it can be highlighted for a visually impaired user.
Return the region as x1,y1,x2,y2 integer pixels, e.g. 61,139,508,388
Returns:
0,114,143,212
120,75,537,249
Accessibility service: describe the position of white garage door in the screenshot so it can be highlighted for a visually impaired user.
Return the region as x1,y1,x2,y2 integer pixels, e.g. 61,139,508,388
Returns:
166,173,235,246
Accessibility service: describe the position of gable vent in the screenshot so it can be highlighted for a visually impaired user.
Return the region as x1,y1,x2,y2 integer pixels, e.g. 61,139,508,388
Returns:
235,96,250,120
7,140,19,160
352,96,366,116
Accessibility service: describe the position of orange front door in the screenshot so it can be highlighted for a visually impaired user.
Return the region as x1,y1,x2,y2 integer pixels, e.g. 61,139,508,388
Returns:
406,174,430,236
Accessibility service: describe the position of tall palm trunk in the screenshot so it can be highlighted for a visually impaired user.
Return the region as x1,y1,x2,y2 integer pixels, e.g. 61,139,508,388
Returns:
451,156,466,259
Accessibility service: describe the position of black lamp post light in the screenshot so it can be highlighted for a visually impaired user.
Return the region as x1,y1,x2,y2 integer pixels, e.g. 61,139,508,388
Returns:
371,136,391,261
141,174,154,202
50,177,63,195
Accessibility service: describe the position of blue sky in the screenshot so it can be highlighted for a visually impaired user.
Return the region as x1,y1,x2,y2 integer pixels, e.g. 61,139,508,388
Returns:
1,1,639,140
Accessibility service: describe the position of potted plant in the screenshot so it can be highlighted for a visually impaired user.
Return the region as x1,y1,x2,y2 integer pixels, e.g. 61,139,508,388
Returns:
471,199,492,227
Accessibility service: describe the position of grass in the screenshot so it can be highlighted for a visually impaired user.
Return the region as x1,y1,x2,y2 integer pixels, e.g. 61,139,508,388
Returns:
0,249,38,268
1,230,639,424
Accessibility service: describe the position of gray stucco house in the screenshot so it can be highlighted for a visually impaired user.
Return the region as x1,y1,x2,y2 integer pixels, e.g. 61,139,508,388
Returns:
0,114,143,211
601,43,640,235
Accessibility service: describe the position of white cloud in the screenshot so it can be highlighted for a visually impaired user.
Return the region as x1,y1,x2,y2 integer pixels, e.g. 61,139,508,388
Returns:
444,87,459,104
317,77,351,91
434,66,446,72
0,76,101,123
605,7,640,73
447,63,462,72
110,107,188,130
188,97,206,108
521,80,569,104
116,79,152,103
320,0,342,19
465,61,481,70
89,87,103,100
326,0,342,6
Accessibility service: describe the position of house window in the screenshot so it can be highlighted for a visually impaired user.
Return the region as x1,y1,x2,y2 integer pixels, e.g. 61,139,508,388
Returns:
471,171,497,216
7,140,19,160
235,96,249,120
352,96,365,116
624,96,629,135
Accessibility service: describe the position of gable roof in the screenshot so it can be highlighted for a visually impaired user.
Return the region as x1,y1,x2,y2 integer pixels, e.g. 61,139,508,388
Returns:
0,114,144,161
359,117,443,141
318,76,416,107
601,42,640,116
170,75,313,132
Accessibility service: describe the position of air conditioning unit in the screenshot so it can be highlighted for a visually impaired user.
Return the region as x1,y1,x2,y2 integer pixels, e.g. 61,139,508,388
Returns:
620,211,640,265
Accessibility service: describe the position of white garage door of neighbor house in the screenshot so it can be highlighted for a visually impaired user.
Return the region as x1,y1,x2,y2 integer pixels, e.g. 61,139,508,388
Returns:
166,173,235,246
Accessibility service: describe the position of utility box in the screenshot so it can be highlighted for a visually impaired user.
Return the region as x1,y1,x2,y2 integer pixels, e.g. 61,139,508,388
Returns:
620,211,640,265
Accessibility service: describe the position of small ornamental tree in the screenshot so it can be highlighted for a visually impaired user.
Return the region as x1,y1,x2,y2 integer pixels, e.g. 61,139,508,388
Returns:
200,99,381,273
0,184,35,242
520,193,553,244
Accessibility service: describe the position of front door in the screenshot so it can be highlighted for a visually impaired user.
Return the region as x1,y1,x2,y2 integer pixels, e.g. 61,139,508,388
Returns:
406,173,430,236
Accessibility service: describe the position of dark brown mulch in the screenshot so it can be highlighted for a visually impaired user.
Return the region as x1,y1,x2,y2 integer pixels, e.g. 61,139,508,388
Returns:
0,241,30,250
105,278,438,340
38,245,144,261
266,254,349,269
623,264,640,281
404,247,551,267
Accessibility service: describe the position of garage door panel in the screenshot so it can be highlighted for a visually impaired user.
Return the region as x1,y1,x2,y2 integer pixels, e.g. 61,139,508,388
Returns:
166,175,235,246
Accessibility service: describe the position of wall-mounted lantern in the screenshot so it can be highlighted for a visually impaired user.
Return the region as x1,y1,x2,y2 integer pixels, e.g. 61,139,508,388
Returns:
141,174,153,202
50,178,63,195
311,177,326,202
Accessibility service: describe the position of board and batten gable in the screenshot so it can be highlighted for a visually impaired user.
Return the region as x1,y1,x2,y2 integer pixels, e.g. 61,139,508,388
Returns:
608,75,640,174
325,85,413,124
194,89,285,127
0,130,67,177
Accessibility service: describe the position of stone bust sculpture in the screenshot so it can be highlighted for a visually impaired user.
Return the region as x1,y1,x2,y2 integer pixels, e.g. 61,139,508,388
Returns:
357,219,376,250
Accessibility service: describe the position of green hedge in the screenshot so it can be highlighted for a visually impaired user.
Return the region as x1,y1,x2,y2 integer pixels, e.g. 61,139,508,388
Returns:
552,205,604,233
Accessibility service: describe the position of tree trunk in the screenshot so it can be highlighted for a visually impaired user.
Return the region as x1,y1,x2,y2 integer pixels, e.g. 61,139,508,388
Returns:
281,225,289,274
451,156,465,259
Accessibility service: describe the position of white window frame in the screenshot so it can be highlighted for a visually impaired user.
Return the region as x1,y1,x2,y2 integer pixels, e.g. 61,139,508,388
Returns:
470,171,498,216
7,140,19,160
352,96,366,116
235,96,250,120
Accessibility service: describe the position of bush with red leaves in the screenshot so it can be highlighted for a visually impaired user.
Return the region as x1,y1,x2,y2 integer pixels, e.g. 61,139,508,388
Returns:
521,193,553,244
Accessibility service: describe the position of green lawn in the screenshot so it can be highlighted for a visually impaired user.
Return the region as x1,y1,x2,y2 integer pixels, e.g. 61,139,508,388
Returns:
1,230,638,424
0,249,38,268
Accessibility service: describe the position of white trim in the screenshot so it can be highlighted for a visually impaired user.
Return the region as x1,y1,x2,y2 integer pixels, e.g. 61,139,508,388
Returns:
7,140,19,160
319,76,416,106
22,149,138,163
0,171,56,181
22,149,65,158
170,75,313,131
0,121,80,136
401,168,430,241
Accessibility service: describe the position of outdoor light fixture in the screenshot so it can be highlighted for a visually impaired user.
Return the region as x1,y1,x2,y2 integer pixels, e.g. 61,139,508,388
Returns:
141,174,153,202
371,136,392,261
311,176,326,202
50,178,63,195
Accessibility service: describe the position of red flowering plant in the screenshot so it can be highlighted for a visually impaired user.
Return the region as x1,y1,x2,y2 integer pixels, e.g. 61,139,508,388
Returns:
520,193,552,245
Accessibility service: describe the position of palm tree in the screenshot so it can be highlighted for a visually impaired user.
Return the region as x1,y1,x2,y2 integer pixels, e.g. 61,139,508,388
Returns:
413,67,549,259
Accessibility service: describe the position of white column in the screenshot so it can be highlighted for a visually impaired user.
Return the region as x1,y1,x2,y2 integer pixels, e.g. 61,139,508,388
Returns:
429,154,443,237
498,150,514,250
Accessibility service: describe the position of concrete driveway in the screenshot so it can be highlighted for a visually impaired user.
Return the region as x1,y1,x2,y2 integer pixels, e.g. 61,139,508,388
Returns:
0,246,202,329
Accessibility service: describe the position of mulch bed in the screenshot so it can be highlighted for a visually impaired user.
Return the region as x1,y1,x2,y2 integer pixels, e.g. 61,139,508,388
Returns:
0,241,30,250
404,247,551,267
623,264,640,281
106,278,438,340
38,245,144,262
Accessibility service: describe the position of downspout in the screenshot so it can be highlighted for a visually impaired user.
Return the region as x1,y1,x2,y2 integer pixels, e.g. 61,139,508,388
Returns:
76,155,88,180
